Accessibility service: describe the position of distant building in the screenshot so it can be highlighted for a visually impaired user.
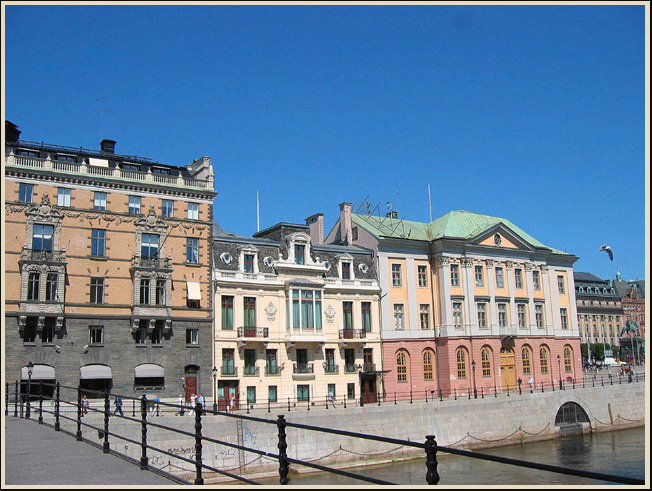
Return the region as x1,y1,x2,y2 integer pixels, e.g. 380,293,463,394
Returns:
613,273,645,363
212,218,382,409
326,204,583,397
4,121,216,399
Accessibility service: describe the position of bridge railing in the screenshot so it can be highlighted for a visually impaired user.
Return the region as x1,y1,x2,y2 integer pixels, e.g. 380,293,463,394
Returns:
4,380,645,486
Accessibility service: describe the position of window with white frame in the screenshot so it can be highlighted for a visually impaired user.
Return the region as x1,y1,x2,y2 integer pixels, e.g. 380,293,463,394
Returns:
476,302,487,328
187,202,199,220
532,270,541,290
32,224,54,251
161,199,174,217
560,308,569,329
419,304,430,329
498,303,507,328
417,265,428,287
57,187,71,207
186,237,199,264
186,328,199,345
94,191,107,210
535,304,544,328
391,264,402,287
557,275,565,294
141,233,159,258
474,265,484,287
514,268,523,289
517,303,527,328
452,301,463,328
495,266,504,288
450,263,460,286
128,195,141,214
19,183,34,203
393,304,404,330
290,289,322,330
89,325,104,345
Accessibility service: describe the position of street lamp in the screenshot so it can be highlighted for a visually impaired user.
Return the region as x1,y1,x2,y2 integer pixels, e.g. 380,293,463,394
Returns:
557,354,563,390
471,360,477,399
26,361,34,419
212,366,218,412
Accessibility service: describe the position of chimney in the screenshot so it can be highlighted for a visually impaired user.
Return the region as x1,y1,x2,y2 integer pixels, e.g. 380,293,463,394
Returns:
339,202,353,245
305,213,324,245
5,121,21,143
100,139,116,154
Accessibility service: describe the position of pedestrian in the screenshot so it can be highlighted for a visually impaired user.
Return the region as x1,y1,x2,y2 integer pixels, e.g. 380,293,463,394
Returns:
81,395,89,416
177,394,185,416
113,392,124,416
528,377,534,391
151,394,161,416
198,393,205,409
328,390,336,409
229,394,236,413
189,393,197,416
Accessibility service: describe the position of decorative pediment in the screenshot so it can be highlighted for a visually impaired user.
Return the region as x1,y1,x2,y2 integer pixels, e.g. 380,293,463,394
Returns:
134,205,169,232
470,224,535,252
26,195,64,222
238,244,259,253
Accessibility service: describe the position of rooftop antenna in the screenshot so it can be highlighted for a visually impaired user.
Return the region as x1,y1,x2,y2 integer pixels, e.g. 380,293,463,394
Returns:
95,98,108,140
428,184,432,222
395,180,400,215
256,189,260,232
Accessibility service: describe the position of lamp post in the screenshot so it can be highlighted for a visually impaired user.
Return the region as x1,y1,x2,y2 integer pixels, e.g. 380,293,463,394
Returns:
26,361,34,419
557,354,563,390
212,366,218,412
471,360,477,399
357,364,364,407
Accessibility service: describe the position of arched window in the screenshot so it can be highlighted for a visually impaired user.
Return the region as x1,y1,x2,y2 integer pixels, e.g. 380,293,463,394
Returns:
481,348,491,377
456,348,467,378
423,350,434,381
540,346,549,374
396,351,408,383
564,347,573,373
522,347,532,375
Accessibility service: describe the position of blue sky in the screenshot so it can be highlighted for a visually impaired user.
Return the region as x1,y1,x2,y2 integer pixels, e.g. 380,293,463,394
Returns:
3,3,647,281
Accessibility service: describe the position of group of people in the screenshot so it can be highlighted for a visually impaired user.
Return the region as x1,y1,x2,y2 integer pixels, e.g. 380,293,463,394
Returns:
91,392,239,417
175,393,207,416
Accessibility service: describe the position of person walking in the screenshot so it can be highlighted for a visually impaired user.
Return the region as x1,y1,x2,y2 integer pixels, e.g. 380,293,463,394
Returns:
198,393,205,409
113,392,124,416
229,393,236,413
528,377,535,392
177,394,185,416
328,390,336,409
151,395,161,416
189,393,197,416
81,395,89,416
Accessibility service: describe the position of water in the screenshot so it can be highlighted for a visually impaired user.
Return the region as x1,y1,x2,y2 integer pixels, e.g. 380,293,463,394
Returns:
258,427,646,485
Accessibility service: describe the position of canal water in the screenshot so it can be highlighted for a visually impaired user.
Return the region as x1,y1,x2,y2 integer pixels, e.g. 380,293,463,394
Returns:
258,427,646,485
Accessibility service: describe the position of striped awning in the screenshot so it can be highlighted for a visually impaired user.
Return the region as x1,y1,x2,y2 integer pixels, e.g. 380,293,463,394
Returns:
80,364,113,380
134,364,164,378
21,364,55,380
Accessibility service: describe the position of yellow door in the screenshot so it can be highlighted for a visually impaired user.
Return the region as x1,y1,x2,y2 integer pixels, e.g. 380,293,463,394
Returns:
500,347,516,390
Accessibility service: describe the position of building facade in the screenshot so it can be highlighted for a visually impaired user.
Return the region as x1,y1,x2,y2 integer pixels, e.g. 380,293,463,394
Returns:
4,122,216,399
212,218,382,410
613,275,645,363
326,204,583,399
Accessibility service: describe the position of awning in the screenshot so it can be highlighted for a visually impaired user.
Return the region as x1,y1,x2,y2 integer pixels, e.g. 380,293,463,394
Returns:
21,365,55,380
134,364,164,378
80,364,113,380
187,281,201,300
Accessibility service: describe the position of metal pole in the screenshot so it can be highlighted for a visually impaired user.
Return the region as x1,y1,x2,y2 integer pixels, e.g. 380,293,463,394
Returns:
194,402,203,484
26,372,32,419
425,435,440,485
14,380,18,417
38,382,43,424
76,386,82,440
103,390,110,453
277,415,289,485
5,382,8,416
140,395,148,469
54,382,61,431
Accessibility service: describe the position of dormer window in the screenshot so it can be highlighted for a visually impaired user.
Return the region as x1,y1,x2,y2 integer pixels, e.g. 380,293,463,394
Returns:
337,254,355,280
294,244,305,265
123,163,140,171
152,167,169,175
244,254,255,273
238,245,259,274
342,262,351,279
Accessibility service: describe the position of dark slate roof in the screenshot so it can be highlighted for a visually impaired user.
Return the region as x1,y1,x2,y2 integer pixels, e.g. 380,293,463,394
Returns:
573,272,606,283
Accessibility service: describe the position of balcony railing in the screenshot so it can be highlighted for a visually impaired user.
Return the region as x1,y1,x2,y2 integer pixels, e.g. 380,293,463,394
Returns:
344,364,357,373
339,329,367,340
499,327,518,337
265,366,282,375
237,327,269,338
243,366,259,377
21,248,66,263
131,256,173,269
361,363,376,373
221,367,238,377
323,364,339,374
293,363,314,374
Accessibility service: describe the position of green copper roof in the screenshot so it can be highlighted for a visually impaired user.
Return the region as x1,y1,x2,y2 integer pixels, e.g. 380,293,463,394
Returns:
351,210,565,254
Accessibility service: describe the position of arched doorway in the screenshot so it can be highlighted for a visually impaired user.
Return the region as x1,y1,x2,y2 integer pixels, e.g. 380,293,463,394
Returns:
500,347,516,390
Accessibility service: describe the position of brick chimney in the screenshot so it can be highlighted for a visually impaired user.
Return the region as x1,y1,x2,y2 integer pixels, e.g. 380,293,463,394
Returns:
5,121,21,143
305,213,324,245
339,202,353,245
100,139,116,153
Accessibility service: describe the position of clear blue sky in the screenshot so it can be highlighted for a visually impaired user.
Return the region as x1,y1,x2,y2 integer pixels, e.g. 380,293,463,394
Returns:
3,3,647,282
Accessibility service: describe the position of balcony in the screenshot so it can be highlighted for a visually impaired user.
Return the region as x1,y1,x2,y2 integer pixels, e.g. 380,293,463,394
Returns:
237,327,269,339
243,366,260,377
132,255,173,270
20,247,66,264
220,366,238,377
323,363,339,375
293,363,314,374
339,329,367,340
265,365,282,376
361,363,376,373
499,327,518,338
344,364,358,374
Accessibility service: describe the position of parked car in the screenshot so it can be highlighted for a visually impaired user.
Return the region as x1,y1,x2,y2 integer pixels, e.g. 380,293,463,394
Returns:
603,357,626,367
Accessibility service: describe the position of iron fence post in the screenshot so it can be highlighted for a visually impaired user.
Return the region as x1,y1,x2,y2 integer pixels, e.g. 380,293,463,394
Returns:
410,390,413,403
76,386,82,440
439,389,443,401
592,376,595,387
38,382,43,424
14,380,19,417
507,385,510,397
133,399,136,417
326,395,329,409
307,393,310,411
277,415,289,485
194,403,204,484
468,388,471,400
268,399,271,413
103,389,110,453
481,387,484,399
140,395,148,469
5,382,8,416
425,435,440,485
394,392,397,404
541,382,544,393
494,385,497,398
55,382,61,431
601,376,604,386
287,397,290,412
454,389,457,401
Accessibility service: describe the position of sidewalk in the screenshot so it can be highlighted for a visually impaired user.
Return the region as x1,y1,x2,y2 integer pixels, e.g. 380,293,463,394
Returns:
3,416,185,486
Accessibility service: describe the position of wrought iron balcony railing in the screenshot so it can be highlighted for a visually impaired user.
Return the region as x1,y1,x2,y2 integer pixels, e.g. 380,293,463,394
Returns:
243,366,259,377
361,363,376,372
265,365,282,375
21,248,67,263
220,366,238,377
293,363,314,374
339,329,367,340
323,363,339,374
237,327,269,338
132,255,173,269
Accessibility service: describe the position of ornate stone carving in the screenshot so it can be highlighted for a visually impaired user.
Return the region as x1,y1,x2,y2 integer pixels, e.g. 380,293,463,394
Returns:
525,262,535,272
135,205,168,232
265,302,277,322
324,305,336,323
505,261,514,270
26,195,63,222
486,259,495,269
460,257,474,268
439,256,452,265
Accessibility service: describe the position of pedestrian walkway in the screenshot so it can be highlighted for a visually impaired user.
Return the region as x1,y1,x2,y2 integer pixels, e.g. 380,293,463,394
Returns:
3,416,185,486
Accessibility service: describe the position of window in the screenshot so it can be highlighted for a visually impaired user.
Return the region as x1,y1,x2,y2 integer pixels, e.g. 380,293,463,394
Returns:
222,349,235,375
423,350,434,381
91,229,106,257
420,304,430,330
152,321,163,344
186,328,198,345
152,167,169,175
294,244,305,265
557,275,565,294
535,304,544,328
495,267,504,288
186,238,199,264
474,265,484,287
498,303,507,328
341,261,351,279
27,272,40,300
291,289,322,330
32,224,54,251
221,296,234,330
450,264,460,286
343,301,353,330
42,318,55,343
532,270,541,290
266,349,278,374
325,349,336,373
296,349,308,372
247,386,256,404
564,347,573,373
141,233,159,258
514,268,523,289
344,349,355,372
393,304,404,330
90,277,104,304
391,264,402,287
187,202,199,220
244,297,256,328
89,325,104,345
161,199,173,217
55,154,75,162
560,308,568,330
140,279,151,304
540,347,549,374
268,386,277,402
517,304,527,328
477,302,487,328
297,385,309,402
94,192,107,210
156,279,166,305
347,383,355,399
361,302,371,332
57,188,71,207
24,317,37,343
46,273,58,301
128,195,141,214
481,348,491,377
456,349,467,378
418,265,428,287
328,383,336,400
396,351,408,382
19,183,34,203
243,254,255,273
522,347,531,375
244,349,257,375
123,163,140,171
452,302,463,328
